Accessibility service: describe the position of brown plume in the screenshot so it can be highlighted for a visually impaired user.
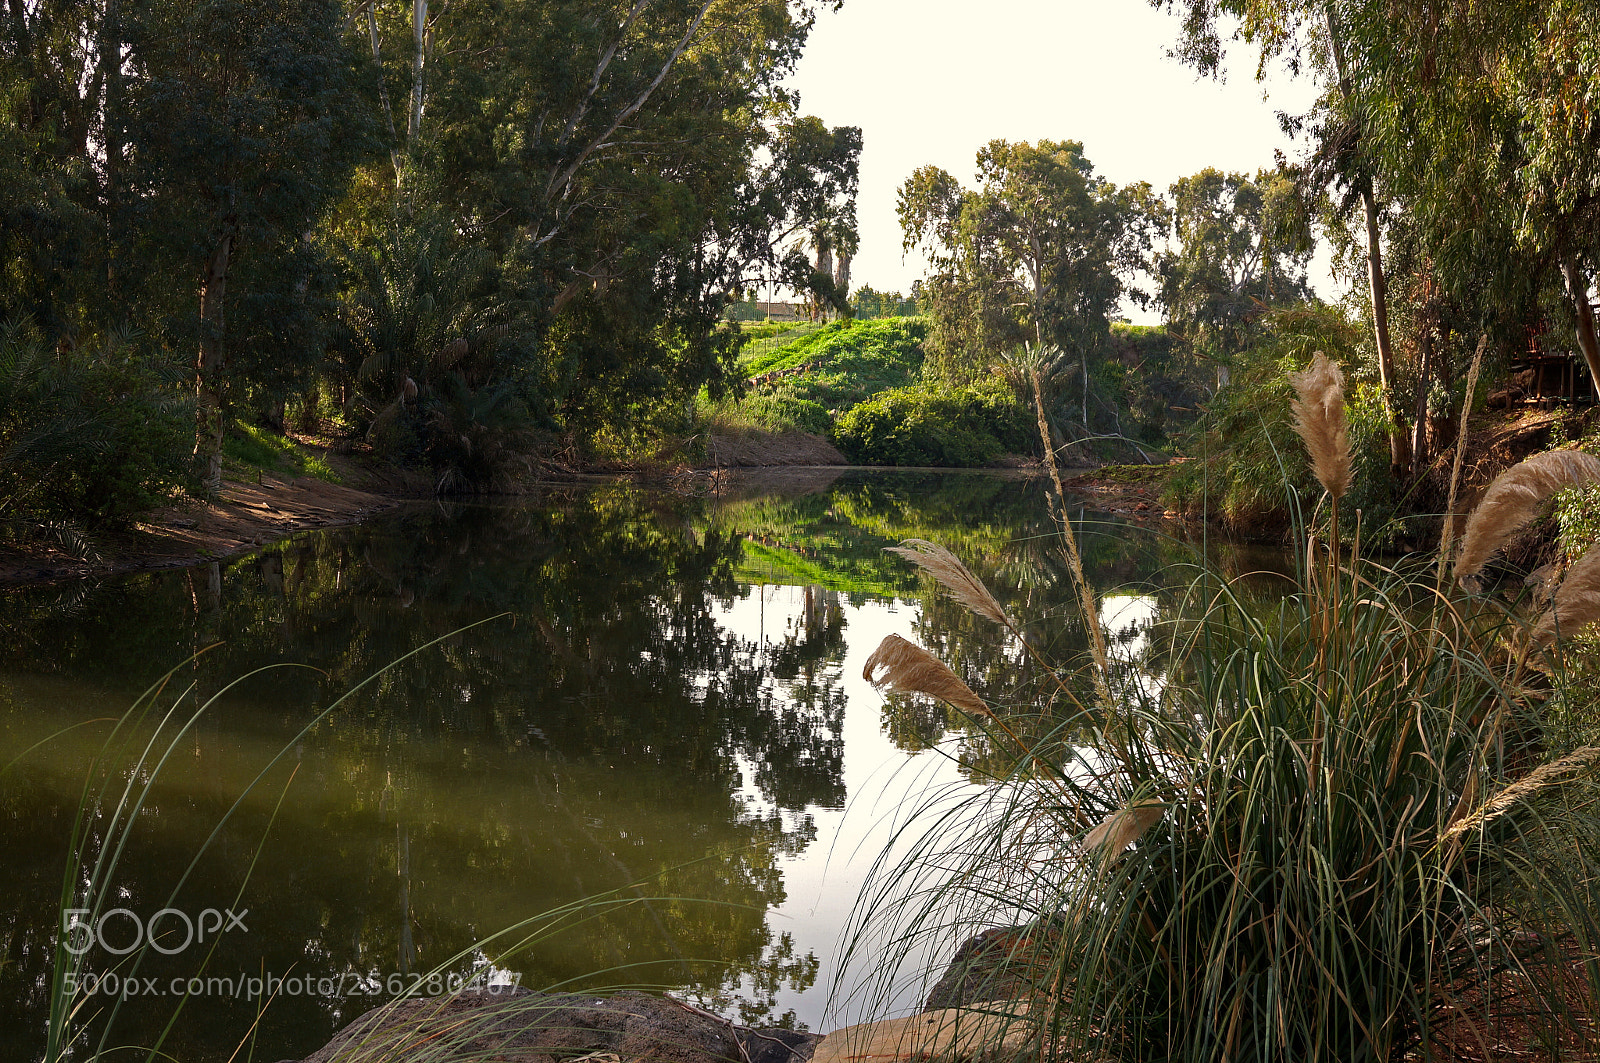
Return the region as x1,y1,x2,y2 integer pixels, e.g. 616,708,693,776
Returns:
862,634,990,717
1289,353,1352,501
1455,450,1600,580
1442,746,1600,840
886,539,1012,628
1083,800,1165,863
1531,548,1600,646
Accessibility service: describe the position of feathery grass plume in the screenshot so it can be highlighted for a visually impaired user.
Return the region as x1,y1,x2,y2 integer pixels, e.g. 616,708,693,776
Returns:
862,633,990,717
1442,746,1600,840
1438,336,1487,579
1082,800,1164,864
1288,352,1352,501
886,539,1012,628
1455,449,1600,580
1531,548,1600,646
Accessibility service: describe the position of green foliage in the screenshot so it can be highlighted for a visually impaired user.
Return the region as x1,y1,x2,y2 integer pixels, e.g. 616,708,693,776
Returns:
711,317,931,439
850,285,919,319
831,378,1031,467
743,318,926,380
1163,305,1404,536
726,389,832,436
899,139,1165,384
221,421,341,483
0,319,191,539
1158,167,1313,360
852,466,1600,1063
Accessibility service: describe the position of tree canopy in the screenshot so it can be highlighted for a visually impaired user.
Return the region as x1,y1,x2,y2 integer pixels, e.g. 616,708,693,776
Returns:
898,138,1163,384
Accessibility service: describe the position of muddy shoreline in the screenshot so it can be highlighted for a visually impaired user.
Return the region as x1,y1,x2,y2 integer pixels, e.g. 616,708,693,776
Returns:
0,457,1146,590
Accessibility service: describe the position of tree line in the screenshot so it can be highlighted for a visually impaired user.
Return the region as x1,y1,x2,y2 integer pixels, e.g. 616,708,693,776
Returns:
0,0,861,536
900,0,1600,522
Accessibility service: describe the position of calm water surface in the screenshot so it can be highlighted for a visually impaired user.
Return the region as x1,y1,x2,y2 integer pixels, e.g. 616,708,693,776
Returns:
0,469,1283,1061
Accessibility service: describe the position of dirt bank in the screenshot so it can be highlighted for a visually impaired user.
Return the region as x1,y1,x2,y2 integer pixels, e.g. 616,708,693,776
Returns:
0,474,415,588
704,430,847,467
1059,463,1175,524
0,442,440,588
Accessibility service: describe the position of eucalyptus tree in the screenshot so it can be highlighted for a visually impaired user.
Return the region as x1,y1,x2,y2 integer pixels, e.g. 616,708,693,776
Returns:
125,0,372,493
899,139,1164,391
0,0,372,496
1153,0,1600,462
1158,168,1312,382
341,0,856,462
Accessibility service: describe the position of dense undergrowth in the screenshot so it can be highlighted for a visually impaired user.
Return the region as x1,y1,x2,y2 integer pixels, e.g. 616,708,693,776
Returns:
703,316,1201,468
849,356,1600,1062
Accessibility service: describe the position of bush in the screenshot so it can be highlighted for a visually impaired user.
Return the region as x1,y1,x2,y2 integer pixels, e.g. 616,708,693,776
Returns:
832,378,1032,466
1161,305,1406,539
852,436,1600,1063
0,319,192,541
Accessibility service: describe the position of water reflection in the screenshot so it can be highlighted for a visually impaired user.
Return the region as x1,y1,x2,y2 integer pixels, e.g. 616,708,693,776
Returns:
0,471,1278,1061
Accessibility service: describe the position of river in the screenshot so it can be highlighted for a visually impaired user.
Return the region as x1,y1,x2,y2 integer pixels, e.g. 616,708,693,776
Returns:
0,469,1280,1061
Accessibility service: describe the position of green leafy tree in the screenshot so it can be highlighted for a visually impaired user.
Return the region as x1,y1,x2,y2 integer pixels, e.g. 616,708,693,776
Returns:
121,0,371,494
899,139,1164,451
338,0,856,464
1158,168,1312,376
1153,0,1600,476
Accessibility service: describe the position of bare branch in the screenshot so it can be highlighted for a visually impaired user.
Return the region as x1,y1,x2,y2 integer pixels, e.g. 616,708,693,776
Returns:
543,0,716,211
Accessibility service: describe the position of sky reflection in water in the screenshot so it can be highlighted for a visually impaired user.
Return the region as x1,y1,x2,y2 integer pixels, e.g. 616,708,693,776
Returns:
0,470,1213,1061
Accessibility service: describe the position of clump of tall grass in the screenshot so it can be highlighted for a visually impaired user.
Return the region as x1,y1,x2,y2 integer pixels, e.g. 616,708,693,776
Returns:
846,354,1600,1061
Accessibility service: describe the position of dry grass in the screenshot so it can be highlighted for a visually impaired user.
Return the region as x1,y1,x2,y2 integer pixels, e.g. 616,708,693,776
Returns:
886,539,1013,629
1532,549,1600,647
1443,746,1600,841
862,633,990,717
1288,352,1351,501
1455,450,1600,580
1082,801,1166,864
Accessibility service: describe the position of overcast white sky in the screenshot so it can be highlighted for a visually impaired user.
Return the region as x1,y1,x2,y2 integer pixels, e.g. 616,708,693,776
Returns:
781,0,1339,320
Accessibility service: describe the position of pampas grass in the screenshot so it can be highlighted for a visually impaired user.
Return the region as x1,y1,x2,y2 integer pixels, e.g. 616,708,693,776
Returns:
1455,450,1600,580
1531,548,1600,646
886,540,1013,629
1082,800,1165,864
1443,746,1600,840
1288,352,1352,501
844,381,1600,1062
863,633,990,717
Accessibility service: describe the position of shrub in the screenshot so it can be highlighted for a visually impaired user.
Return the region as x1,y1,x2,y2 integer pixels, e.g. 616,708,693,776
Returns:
0,318,192,542
1161,305,1405,539
832,378,1031,466
849,367,1600,1063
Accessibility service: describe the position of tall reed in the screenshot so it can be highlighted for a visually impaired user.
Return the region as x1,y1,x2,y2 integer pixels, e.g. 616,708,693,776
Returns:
846,355,1600,1062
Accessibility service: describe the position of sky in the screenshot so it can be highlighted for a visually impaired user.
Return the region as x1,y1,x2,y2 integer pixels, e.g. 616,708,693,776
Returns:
780,0,1339,320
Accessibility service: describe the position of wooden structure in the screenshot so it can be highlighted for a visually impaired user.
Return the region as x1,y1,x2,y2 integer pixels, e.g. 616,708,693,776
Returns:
1506,309,1600,405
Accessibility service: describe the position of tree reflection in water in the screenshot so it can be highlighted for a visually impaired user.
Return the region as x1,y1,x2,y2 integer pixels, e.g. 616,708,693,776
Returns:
0,471,1277,1062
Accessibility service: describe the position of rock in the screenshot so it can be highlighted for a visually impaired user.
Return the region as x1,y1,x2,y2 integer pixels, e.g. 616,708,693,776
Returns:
809,1002,1036,1063
297,988,820,1063
921,928,1042,1013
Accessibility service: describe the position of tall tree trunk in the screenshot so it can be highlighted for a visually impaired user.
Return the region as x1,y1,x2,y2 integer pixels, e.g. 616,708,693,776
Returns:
408,0,427,142
1360,182,1407,472
366,1,404,185
1563,261,1600,400
99,0,123,291
1327,8,1407,475
195,232,233,496
1410,323,1434,480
